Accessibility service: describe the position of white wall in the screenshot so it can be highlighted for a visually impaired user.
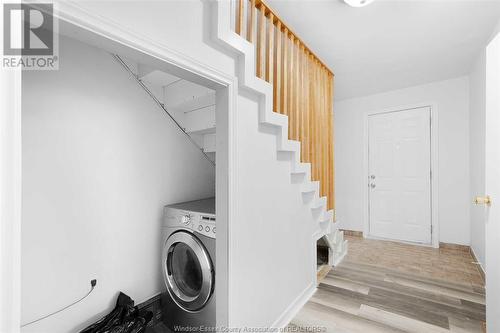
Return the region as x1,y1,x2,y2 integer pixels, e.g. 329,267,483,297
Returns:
230,93,315,328
335,77,471,245
22,1,317,331
21,36,215,332
493,19,500,40
469,51,487,266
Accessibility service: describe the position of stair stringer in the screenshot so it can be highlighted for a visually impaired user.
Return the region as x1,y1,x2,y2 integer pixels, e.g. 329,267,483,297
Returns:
211,0,334,238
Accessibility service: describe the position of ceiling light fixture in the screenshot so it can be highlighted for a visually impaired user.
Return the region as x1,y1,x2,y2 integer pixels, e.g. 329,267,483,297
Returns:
343,0,375,7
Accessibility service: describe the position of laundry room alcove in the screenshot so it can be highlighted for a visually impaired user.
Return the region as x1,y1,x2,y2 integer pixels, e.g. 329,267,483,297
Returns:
20,15,232,333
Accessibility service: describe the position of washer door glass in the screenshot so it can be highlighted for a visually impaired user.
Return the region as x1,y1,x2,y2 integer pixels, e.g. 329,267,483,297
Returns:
170,242,203,297
163,231,214,312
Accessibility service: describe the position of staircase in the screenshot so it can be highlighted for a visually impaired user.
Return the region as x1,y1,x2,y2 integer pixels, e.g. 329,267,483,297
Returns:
211,0,347,267
110,0,347,270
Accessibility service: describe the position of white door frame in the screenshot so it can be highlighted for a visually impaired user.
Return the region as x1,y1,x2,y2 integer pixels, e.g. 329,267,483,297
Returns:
0,48,22,333
362,103,439,248
0,2,238,331
1,1,22,330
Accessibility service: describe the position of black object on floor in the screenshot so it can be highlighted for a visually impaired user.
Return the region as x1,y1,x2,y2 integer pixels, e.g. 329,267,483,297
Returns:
80,292,153,333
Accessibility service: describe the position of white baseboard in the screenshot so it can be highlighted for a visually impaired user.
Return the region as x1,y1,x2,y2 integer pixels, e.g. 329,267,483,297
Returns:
270,283,316,329
136,291,162,305
470,246,486,281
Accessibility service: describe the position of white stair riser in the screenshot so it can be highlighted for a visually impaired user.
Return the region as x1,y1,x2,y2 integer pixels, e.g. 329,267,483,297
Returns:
301,191,315,204
164,79,213,108
185,105,216,134
171,92,216,113
203,133,216,153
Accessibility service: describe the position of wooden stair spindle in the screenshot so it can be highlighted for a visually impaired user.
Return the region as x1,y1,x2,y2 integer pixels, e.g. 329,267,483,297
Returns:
266,12,274,84
273,20,282,114
256,3,266,79
236,0,244,36
247,0,255,42
289,35,295,139
281,27,288,116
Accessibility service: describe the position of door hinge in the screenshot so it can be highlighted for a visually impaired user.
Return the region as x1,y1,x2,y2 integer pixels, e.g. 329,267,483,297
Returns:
430,170,432,179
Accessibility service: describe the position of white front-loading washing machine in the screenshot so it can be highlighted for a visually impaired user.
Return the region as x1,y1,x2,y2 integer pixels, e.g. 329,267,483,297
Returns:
161,198,215,332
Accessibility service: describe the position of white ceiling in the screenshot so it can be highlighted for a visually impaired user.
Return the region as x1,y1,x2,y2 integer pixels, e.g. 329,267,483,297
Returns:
267,0,500,100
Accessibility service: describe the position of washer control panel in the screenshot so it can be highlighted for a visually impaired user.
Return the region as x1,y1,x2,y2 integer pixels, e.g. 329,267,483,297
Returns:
164,211,194,228
193,214,216,239
164,211,215,239
180,214,191,225
163,200,216,239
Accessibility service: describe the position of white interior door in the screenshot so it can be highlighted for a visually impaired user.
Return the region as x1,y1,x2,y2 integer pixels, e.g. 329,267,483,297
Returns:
485,32,500,332
368,107,432,244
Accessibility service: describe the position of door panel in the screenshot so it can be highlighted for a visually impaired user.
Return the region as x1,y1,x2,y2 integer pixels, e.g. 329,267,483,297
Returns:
368,107,431,244
485,32,500,331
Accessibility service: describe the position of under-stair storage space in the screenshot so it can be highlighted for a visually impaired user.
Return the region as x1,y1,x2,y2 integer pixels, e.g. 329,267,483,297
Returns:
117,56,218,165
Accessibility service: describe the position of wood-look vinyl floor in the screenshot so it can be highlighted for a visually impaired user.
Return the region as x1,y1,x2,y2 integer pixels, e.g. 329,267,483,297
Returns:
291,236,486,333
145,322,173,333
345,235,484,287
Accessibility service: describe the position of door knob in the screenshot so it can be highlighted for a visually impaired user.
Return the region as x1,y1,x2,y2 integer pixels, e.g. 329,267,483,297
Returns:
370,175,376,179
370,183,376,189
474,196,491,206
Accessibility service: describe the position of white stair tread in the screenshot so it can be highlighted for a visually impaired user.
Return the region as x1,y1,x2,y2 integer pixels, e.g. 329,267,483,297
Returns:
140,69,179,86
277,139,300,153
291,163,310,175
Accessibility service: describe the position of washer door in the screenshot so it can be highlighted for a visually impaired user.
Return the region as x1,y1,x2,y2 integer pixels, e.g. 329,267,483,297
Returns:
162,230,214,312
